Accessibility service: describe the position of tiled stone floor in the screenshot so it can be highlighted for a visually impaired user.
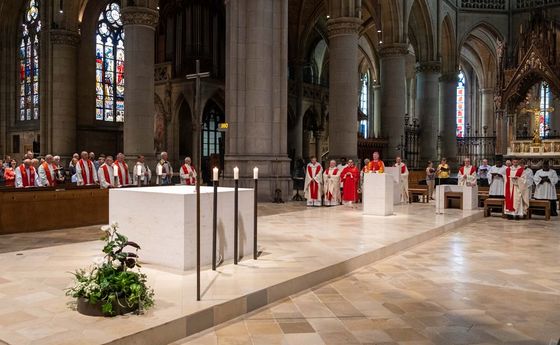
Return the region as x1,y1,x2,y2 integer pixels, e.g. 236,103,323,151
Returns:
0,203,479,345
173,216,560,345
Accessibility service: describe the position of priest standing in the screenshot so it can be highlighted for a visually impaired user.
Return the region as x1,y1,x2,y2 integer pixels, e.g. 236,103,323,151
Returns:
15,159,40,188
76,151,98,186
487,160,506,198
394,156,409,203
323,160,341,206
114,153,131,187
504,158,528,220
367,152,385,173
533,161,558,216
98,156,115,189
341,159,359,205
304,157,323,206
458,158,477,187
133,155,151,186
156,152,173,185
38,154,57,187
179,157,197,185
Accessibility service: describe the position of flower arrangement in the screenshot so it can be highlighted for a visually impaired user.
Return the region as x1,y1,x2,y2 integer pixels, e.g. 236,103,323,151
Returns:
66,223,154,316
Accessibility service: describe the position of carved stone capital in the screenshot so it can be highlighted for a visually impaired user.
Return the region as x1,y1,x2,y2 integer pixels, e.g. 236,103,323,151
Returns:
50,29,80,46
378,43,409,58
415,61,441,74
121,7,159,29
326,17,362,38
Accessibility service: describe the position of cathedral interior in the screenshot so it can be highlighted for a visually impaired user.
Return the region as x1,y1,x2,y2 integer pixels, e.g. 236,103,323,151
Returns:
2,0,560,198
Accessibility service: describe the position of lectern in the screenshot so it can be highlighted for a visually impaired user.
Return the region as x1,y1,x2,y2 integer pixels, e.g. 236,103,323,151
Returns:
362,173,394,216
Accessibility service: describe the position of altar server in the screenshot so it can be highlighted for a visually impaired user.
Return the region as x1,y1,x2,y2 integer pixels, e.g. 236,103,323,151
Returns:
367,152,385,173
156,152,173,185
133,155,151,186
394,156,409,203
304,157,323,206
341,160,359,205
38,154,57,187
504,159,528,219
522,160,534,199
478,159,491,180
179,157,197,185
487,160,506,198
113,153,131,187
323,160,341,206
533,161,559,216
98,156,115,189
15,159,39,188
458,158,477,187
76,151,98,186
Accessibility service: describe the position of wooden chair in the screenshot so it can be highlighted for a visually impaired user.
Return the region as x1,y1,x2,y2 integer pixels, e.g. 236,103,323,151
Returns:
484,198,504,217
528,200,551,221
444,191,463,209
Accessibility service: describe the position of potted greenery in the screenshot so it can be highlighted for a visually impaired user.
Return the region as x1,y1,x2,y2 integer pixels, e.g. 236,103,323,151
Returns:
66,223,154,316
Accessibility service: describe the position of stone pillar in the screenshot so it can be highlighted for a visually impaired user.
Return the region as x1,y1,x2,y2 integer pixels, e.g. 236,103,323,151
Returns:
439,73,458,163
327,16,361,161
495,109,506,155
506,113,515,151
416,61,441,163
121,6,159,161
293,62,304,160
49,29,80,157
480,88,495,135
373,84,381,138
379,44,408,157
224,0,291,201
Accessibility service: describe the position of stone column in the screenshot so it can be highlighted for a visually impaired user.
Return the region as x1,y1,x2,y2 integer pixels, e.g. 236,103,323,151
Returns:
224,0,291,201
495,109,506,155
439,73,458,163
373,84,381,138
379,44,408,157
293,62,304,160
480,88,495,135
327,16,361,161
49,29,80,157
416,61,441,163
121,6,158,161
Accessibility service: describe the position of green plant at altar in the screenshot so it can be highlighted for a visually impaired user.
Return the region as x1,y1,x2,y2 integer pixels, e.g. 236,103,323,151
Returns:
66,222,154,316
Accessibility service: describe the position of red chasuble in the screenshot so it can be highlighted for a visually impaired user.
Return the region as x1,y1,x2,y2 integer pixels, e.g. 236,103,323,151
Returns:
341,166,359,202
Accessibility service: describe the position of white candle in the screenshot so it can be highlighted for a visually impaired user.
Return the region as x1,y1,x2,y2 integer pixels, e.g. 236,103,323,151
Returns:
157,164,163,176
233,167,239,180
213,167,219,181
136,165,142,177
253,167,259,180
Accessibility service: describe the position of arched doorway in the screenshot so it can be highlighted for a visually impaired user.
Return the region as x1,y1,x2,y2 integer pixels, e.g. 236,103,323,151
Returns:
179,100,193,158
201,99,225,184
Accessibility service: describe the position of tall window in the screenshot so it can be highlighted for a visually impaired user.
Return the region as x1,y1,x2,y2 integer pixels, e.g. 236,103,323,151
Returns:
539,82,552,137
456,70,466,137
96,1,124,122
359,72,369,138
19,0,41,121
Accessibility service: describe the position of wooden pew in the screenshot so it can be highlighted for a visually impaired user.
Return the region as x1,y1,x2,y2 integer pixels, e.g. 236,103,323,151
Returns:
484,198,504,217
527,200,551,221
0,186,108,235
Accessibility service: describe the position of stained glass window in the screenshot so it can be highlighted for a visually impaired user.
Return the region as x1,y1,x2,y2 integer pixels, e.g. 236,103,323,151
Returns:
359,72,369,138
96,1,124,122
19,0,41,121
456,70,466,137
539,82,551,137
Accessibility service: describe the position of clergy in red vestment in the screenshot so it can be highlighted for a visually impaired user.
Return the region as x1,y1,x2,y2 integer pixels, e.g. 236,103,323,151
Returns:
304,157,323,206
76,151,98,186
341,160,360,205
323,160,341,206
504,158,528,220
367,152,385,173
113,153,131,187
457,158,477,187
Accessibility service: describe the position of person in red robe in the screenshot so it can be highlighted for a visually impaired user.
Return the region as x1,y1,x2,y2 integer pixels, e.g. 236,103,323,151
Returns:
341,160,360,205
304,157,323,206
367,152,385,173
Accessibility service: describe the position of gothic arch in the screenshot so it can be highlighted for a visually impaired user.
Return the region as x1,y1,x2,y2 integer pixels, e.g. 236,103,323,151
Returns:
379,0,404,44
407,0,436,62
441,14,457,75
459,22,501,89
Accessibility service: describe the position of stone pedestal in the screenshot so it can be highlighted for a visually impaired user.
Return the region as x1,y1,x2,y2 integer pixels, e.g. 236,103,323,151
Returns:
224,0,291,201
380,44,408,155
121,6,159,161
435,185,479,213
384,166,404,205
363,173,394,216
109,186,255,270
327,17,361,160
416,62,441,163
49,30,80,157
439,73,458,163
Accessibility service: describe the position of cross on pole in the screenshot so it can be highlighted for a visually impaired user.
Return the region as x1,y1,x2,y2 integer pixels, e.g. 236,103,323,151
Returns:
186,60,210,301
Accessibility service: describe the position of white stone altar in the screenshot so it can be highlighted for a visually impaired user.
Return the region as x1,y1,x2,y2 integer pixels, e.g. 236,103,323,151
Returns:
109,186,255,271
362,173,394,216
435,185,479,213
385,167,404,204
